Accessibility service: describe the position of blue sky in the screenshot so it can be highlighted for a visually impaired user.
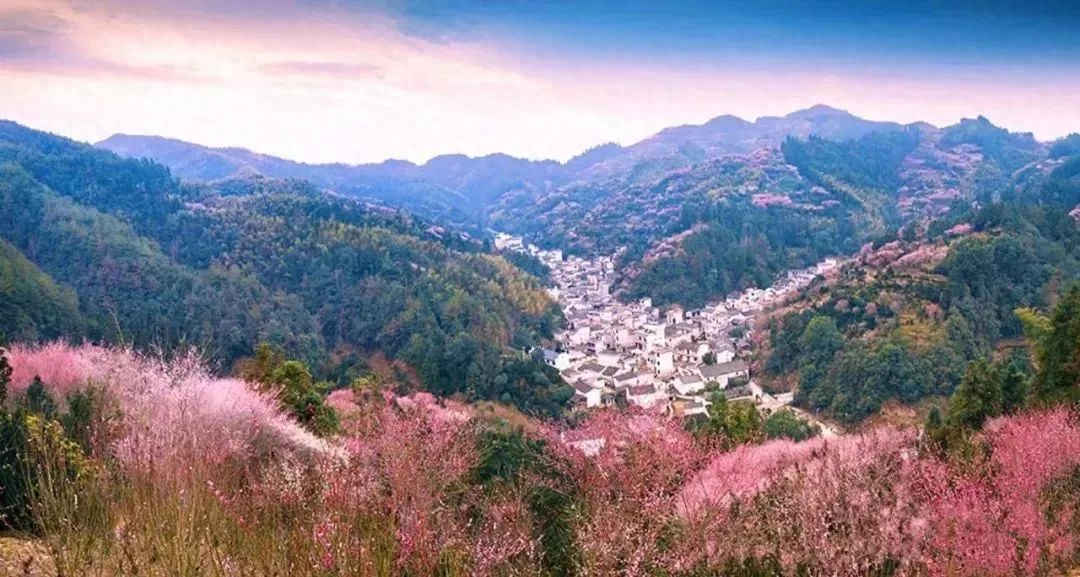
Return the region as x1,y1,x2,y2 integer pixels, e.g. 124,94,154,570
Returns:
0,0,1078,163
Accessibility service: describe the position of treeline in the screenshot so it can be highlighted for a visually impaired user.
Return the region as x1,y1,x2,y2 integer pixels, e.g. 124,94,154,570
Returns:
0,121,570,417
0,239,84,343
765,202,1080,423
623,199,861,309
623,129,924,309
927,283,1080,452
781,127,921,203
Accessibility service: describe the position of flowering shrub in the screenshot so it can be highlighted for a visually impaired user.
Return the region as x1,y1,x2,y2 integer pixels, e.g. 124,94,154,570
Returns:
921,408,1080,576
555,409,705,575
4,343,1078,576
6,342,325,477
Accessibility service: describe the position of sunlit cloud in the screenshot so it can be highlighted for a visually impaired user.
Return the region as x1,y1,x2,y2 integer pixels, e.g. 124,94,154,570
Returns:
0,0,1077,164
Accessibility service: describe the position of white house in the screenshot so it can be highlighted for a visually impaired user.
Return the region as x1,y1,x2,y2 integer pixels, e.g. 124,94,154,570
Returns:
665,305,685,325
614,328,637,350
649,349,675,376
674,341,710,364
572,381,604,408
494,234,525,251
541,348,572,371
613,371,653,389
597,350,621,368
567,326,591,346
710,340,736,364
578,362,606,379
672,374,706,396
698,359,749,388
671,395,710,417
625,383,665,409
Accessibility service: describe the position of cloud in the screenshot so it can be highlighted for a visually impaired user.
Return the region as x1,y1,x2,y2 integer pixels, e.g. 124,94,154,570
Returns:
260,60,384,79
0,5,213,82
0,0,1077,166
0,7,70,58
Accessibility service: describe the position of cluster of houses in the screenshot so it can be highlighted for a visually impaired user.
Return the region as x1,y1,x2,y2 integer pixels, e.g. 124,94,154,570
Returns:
495,231,839,419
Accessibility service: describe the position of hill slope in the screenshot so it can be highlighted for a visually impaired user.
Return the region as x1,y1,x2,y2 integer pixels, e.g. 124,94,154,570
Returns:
1,120,569,416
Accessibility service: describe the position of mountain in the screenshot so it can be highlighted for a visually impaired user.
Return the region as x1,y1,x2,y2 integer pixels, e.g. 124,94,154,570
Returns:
2,120,570,416
95,109,1075,314
95,105,913,225
97,134,568,231
491,116,1073,310
572,104,911,182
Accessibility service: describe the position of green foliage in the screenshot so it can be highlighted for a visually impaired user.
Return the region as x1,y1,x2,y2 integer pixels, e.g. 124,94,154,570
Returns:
1027,285,1080,406
500,250,551,283
0,407,36,530
947,360,1004,430
0,239,85,342
770,200,1080,423
782,128,921,200
1048,133,1080,159
688,393,764,447
471,426,581,576
938,116,1041,172
928,350,1035,453
21,377,57,419
763,409,820,441
0,354,87,532
238,344,339,436
0,122,570,416
61,387,110,456
0,346,9,404
625,200,860,308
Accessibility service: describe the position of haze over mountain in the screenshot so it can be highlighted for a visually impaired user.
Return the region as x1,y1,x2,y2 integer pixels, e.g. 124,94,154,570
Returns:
97,104,1067,246
99,104,913,181
95,104,921,225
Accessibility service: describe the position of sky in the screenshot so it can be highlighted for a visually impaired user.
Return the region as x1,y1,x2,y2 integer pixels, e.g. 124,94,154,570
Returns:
1,0,1079,164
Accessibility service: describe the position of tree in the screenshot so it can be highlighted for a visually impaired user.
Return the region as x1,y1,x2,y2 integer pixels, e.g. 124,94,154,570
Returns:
1025,285,1080,406
998,353,1030,414
238,343,339,436
796,315,844,407
689,393,764,447
947,359,1003,430
702,351,717,366
763,409,819,441
0,348,10,405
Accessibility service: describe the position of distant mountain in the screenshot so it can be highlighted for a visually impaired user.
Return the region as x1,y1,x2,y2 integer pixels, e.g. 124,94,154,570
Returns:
639,104,904,155
95,107,1073,315
97,134,568,230
96,105,916,224
575,104,913,182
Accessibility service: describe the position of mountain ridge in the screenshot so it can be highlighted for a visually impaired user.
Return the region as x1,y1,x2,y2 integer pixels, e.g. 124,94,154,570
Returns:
95,104,933,174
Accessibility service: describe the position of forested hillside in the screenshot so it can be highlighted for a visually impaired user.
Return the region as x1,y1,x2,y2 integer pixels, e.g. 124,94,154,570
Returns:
761,199,1080,423
0,239,84,343
613,129,924,307
0,121,569,416
616,121,1068,310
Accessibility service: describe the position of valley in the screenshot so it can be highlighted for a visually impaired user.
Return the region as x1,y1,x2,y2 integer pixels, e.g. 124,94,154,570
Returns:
4,2,1080,574
501,232,842,433
2,106,1079,577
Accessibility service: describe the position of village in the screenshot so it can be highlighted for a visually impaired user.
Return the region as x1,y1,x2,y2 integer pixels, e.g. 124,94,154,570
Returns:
495,232,840,434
